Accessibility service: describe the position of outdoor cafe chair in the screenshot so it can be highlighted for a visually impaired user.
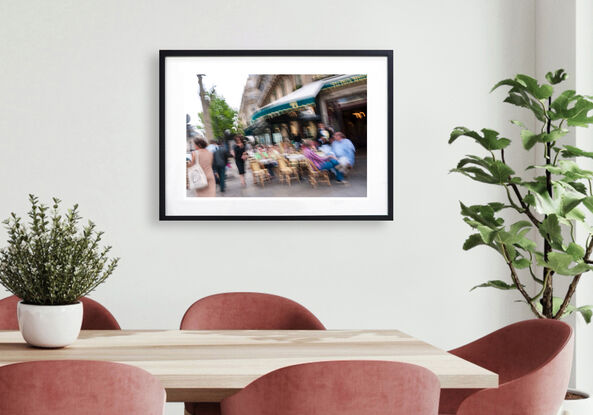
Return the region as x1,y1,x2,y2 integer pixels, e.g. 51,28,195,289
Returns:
250,161,270,187
306,159,331,187
278,158,299,185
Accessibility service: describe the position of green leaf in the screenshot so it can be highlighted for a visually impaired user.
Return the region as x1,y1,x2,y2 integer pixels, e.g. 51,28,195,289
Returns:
577,305,593,323
516,74,554,100
449,127,511,150
510,120,527,129
463,234,486,250
521,130,538,150
487,202,507,212
524,181,587,218
540,298,592,323
557,181,588,216
582,196,593,213
482,128,512,150
568,181,588,195
521,128,568,150
524,193,536,206
515,235,537,252
503,92,547,122
546,69,568,85
512,258,531,269
546,128,570,142
566,98,593,127
551,90,578,119
532,161,593,181
566,242,585,261
477,225,497,244
524,184,556,215
561,145,593,159
538,215,563,250
491,78,521,93
460,202,504,229
509,220,532,234
470,280,517,291
452,156,514,185
536,251,592,276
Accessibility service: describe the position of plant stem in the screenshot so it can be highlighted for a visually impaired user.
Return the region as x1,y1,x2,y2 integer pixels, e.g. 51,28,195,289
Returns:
509,183,542,227
500,149,541,227
500,244,544,318
555,237,593,318
542,97,554,318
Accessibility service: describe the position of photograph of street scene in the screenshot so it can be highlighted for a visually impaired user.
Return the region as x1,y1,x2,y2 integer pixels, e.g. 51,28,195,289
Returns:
186,73,367,197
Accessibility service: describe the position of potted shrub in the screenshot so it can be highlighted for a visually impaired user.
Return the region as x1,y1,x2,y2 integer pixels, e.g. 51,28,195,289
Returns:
0,195,119,348
450,69,593,415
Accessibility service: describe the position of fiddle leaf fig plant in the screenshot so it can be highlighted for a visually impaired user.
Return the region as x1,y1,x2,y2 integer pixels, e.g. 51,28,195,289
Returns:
451,69,593,322
0,195,119,305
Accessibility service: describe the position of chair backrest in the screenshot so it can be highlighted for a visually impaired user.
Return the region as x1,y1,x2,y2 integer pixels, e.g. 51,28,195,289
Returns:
443,319,574,415
278,158,289,169
180,292,325,330
80,297,121,330
449,319,572,383
0,295,19,329
0,360,165,415
306,159,320,173
221,361,440,415
0,295,120,330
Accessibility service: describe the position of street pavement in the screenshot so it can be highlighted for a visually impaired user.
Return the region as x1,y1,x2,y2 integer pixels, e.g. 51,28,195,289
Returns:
187,153,367,198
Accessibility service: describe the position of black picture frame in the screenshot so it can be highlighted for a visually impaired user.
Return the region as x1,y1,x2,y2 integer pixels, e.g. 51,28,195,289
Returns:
159,50,393,221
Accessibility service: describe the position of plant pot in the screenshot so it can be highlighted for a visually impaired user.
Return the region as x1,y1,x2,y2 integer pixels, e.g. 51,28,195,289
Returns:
17,301,83,348
558,389,593,415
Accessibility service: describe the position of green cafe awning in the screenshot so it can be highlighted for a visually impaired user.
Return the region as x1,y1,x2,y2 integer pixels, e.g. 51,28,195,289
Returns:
250,74,367,123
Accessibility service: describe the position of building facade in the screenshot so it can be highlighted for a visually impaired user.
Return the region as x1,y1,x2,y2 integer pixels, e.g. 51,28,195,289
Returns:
240,74,367,148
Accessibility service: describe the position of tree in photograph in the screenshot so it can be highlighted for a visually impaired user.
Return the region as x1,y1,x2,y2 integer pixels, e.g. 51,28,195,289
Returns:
199,88,239,140
450,69,593,322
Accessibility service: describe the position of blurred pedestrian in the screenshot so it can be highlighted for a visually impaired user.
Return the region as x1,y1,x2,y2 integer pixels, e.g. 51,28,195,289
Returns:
212,141,230,193
319,138,335,156
187,138,216,197
316,122,331,147
206,140,218,153
331,131,356,173
232,135,248,187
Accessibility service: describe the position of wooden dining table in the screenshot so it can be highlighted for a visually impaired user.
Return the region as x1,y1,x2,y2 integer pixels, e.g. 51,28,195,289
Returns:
0,329,498,402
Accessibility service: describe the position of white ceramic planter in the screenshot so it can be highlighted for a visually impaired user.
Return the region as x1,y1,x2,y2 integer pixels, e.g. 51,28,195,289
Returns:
558,390,593,415
17,301,83,348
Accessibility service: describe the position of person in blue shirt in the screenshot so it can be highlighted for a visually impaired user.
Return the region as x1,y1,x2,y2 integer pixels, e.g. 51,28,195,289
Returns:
331,132,356,173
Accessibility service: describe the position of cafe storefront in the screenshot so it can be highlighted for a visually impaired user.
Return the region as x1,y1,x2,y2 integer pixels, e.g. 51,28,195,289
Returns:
245,75,367,146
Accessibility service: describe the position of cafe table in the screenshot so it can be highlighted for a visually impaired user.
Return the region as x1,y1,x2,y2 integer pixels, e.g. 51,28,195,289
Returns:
0,329,498,402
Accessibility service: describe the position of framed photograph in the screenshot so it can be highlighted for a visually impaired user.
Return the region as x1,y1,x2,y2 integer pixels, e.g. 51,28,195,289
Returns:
159,50,393,220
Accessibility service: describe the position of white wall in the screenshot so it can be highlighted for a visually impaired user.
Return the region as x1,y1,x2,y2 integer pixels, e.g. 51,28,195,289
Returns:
0,0,540,412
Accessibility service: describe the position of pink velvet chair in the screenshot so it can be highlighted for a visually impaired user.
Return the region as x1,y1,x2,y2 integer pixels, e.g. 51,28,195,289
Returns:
221,360,440,415
0,360,165,414
0,295,121,330
439,319,573,415
180,292,325,415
